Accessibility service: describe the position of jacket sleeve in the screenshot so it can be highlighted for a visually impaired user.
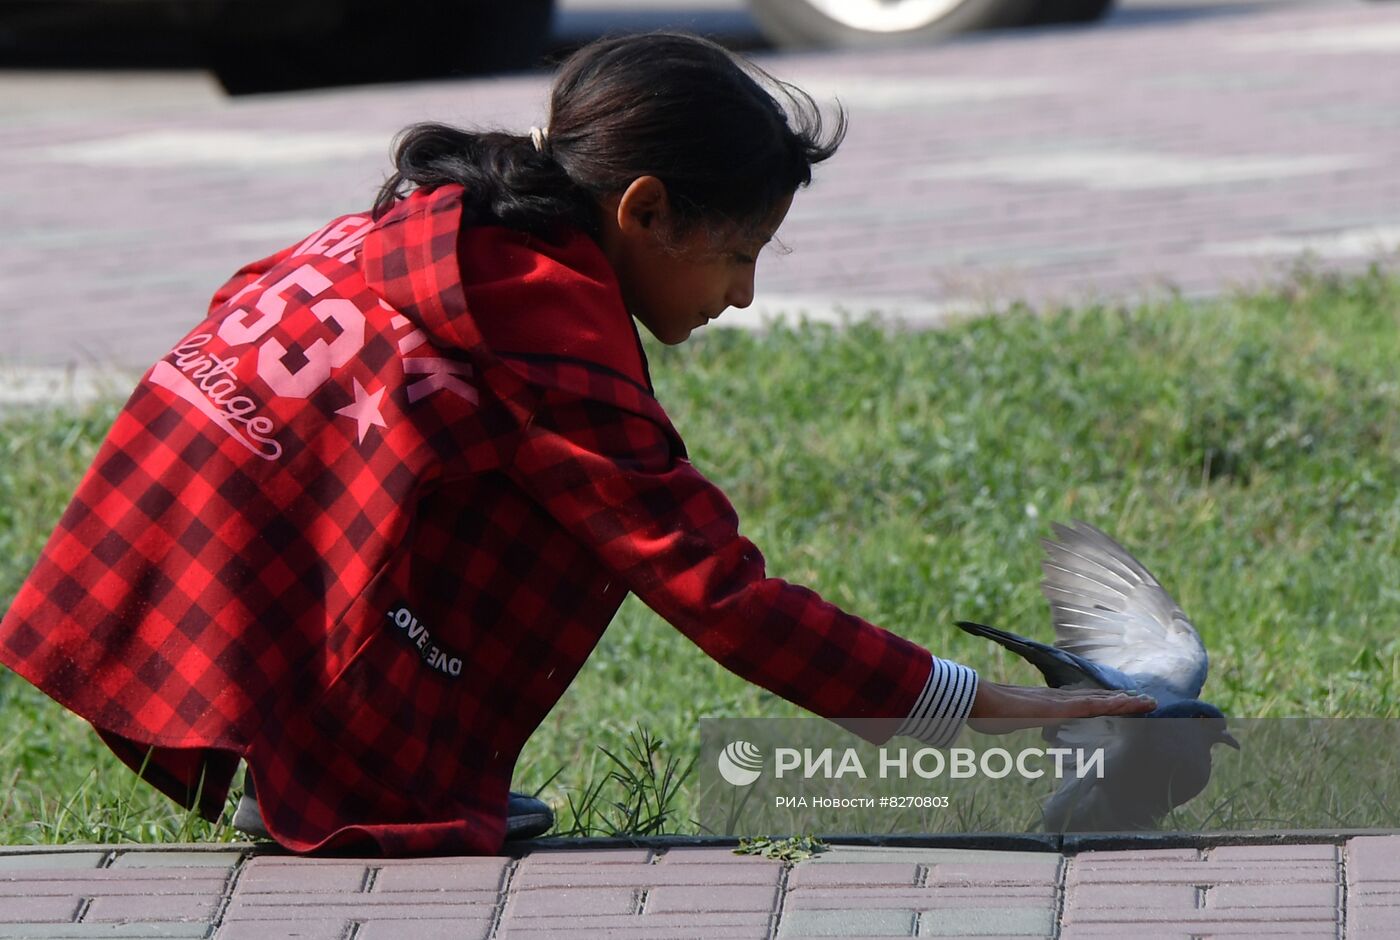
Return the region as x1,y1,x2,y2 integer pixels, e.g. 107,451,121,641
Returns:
507,390,977,745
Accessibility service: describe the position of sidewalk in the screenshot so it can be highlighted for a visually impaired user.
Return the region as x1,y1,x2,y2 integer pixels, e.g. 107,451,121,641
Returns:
4,2,1400,381
0,834,1392,938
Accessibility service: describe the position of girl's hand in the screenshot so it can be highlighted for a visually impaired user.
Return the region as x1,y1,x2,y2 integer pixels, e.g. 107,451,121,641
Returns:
966,680,1156,735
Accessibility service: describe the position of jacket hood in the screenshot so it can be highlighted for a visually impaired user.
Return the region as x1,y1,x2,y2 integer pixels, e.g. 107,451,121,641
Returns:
359,185,652,393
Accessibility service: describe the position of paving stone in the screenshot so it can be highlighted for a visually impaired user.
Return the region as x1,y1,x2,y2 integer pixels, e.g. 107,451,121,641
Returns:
224,891,496,918
84,893,220,922
1067,880,1341,912
0,896,82,923
1348,835,1400,883
925,863,1059,886
357,917,493,940
1348,904,1400,934
0,869,229,883
0,855,108,872
1208,882,1340,908
372,860,507,892
501,922,768,940
520,848,654,865
1067,861,1334,884
787,887,1054,911
644,884,779,913
512,861,782,889
917,905,1055,936
1346,839,1400,940
234,857,391,869
789,864,922,889
1065,848,1199,864
1342,883,1400,898
0,926,211,939
107,852,242,870
216,920,345,940
512,913,767,935
501,911,770,931
1065,883,1198,909
779,908,917,937
1351,929,1400,940
805,849,1057,868
1061,924,1335,938
1207,844,1338,862
233,864,367,893
1067,906,1336,924
652,847,770,864
1072,853,1328,872
503,886,637,917
225,903,494,924
0,875,229,898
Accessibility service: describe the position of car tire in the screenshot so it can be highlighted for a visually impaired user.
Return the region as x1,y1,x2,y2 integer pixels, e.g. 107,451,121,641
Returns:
1023,0,1115,25
208,0,554,95
747,0,1039,48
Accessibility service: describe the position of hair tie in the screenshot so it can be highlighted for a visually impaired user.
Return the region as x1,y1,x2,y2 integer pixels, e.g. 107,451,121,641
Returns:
529,126,549,154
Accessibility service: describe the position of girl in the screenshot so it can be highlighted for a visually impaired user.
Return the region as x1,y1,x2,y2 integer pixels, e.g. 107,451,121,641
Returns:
0,32,1152,856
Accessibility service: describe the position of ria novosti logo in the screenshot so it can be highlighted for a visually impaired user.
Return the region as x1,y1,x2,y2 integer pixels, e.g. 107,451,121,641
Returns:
717,741,764,786
715,742,1107,785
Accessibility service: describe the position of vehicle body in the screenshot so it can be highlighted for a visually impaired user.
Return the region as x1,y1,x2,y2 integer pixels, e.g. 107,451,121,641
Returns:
202,0,555,93
0,0,1115,95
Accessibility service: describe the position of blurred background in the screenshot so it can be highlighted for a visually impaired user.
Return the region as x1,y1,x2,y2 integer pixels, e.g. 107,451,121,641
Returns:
0,0,1342,95
3,0,1395,371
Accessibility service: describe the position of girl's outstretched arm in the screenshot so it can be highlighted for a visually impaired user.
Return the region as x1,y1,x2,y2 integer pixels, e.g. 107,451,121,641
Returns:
508,390,968,745
507,389,1156,749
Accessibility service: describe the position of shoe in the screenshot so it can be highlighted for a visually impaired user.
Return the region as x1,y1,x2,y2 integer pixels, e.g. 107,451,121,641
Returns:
232,772,271,840
232,771,554,841
505,792,554,840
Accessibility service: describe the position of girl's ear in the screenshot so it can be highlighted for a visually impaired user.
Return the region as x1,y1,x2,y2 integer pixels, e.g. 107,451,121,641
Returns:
614,176,671,236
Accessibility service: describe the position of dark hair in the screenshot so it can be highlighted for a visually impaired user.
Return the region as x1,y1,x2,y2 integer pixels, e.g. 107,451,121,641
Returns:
372,32,845,240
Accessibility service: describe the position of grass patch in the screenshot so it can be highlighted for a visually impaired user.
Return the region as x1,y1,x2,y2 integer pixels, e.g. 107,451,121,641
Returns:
2,266,1399,842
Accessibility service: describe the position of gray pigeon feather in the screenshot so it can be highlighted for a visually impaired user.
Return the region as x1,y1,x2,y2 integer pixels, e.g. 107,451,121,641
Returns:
1041,521,1208,703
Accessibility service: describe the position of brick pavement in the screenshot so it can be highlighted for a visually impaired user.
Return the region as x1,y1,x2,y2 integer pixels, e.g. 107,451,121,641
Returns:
3,2,1400,384
1,837,1397,937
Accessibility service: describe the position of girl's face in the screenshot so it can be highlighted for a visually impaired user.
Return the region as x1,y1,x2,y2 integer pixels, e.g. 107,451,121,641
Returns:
601,179,794,345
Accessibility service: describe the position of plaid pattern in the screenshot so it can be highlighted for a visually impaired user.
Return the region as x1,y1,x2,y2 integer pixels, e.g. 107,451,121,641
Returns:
0,185,953,857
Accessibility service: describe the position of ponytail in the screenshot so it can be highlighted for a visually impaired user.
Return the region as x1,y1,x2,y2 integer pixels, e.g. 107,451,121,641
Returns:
374,33,847,240
372,124,597,237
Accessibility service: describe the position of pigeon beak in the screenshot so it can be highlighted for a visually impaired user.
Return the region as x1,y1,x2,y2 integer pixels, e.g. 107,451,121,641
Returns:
1218,730,1241,750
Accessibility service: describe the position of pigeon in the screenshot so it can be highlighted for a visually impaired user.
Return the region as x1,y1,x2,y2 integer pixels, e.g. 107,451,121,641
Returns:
957,520,1239,832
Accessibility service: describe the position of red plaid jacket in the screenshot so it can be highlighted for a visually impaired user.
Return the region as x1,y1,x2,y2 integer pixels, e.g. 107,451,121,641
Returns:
0,185,946,856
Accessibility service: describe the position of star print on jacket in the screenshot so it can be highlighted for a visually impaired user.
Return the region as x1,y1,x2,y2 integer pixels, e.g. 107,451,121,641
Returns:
335,379,387,443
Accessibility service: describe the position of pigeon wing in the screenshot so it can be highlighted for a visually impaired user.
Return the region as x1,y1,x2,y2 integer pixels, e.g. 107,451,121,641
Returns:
955,621,1134,692
1041,521,1208,700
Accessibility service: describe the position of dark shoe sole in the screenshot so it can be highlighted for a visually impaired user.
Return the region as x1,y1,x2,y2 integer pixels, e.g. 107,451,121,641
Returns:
506,792,555,840
233,773,554,841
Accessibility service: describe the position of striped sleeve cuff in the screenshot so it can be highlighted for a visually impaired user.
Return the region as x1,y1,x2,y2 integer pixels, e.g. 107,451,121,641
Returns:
893,653,979,748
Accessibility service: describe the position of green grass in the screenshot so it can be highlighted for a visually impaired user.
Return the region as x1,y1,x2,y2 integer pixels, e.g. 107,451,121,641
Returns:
3,265,1400,843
